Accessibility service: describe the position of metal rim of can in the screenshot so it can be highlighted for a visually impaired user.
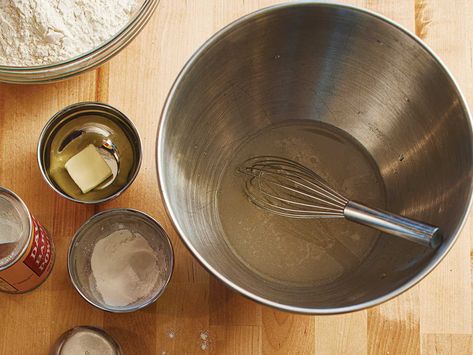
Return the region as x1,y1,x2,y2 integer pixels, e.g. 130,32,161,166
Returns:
37,101,143,205
67,208,175,313
51,326,123,355
0,186,33,271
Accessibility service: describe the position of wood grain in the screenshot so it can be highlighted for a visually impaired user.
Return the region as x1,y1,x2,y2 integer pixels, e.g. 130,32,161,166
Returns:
316,312,367,354
368,289,420,354
0,1,472,354
421,334,473,355
418,0,473,336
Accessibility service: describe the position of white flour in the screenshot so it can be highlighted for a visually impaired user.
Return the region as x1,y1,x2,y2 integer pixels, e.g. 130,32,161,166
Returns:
0,0,140,66
91,229,162,307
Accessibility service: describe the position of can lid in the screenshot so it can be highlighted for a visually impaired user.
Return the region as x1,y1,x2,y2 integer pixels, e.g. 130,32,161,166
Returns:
52,326,122,355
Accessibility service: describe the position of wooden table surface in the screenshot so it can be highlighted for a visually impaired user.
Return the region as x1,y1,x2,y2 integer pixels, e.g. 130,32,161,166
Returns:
0,0,472,354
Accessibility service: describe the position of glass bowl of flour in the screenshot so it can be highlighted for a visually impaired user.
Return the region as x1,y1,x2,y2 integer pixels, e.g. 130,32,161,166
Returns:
0,0,159,84
68,208,174,313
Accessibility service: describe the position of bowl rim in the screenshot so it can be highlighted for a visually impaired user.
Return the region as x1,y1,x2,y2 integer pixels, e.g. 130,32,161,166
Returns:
0,0,157,72
37,101,143,205
51,326,123,355
156,1,473,314
67,208,175,313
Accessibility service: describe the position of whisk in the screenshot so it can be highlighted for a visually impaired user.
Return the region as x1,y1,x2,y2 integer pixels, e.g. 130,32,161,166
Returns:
238,156,442,249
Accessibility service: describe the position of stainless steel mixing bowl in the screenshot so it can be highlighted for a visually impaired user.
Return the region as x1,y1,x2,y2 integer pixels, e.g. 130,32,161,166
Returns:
157,2,473,314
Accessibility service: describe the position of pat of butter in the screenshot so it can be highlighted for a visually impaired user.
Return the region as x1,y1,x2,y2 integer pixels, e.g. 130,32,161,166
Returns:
65,144,112,194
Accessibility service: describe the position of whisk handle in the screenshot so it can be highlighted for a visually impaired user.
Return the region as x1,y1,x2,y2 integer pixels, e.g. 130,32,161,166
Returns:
344,201,442,249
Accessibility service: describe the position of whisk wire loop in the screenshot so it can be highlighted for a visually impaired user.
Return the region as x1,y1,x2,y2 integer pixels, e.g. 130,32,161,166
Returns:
238,156,348,218
237,155,442,249
245,178,345,218
244,156,347,203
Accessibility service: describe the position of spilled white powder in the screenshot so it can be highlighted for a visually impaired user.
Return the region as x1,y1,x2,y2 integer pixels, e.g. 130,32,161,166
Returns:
91,229,162,307
0,0,140,66
200,330,210,351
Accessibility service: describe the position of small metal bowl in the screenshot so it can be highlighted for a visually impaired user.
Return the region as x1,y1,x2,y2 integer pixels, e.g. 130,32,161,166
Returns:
68,209,174,313
38,102,142,204
51,326,122,355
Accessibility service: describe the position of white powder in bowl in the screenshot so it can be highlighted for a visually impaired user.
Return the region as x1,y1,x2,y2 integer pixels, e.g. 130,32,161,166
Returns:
90,229,163,307
0,0,141,67
60,331,116,355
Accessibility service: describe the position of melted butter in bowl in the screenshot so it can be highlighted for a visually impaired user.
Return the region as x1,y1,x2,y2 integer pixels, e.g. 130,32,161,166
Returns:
48,115,134,201
38,102,142,204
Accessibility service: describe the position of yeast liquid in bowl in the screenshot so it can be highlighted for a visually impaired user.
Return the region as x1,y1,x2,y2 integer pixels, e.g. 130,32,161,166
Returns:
217,121,386,287
158,3,473,313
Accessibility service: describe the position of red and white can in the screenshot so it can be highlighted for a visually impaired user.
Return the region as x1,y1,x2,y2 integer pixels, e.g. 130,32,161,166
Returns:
0,186,55,293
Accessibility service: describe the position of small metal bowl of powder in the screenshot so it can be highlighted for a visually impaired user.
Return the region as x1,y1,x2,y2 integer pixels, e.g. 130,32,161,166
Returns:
68,208,174,312
51,326,122,355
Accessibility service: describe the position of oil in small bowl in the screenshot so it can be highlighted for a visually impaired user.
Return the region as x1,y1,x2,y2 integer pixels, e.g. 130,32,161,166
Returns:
38,102,142,204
